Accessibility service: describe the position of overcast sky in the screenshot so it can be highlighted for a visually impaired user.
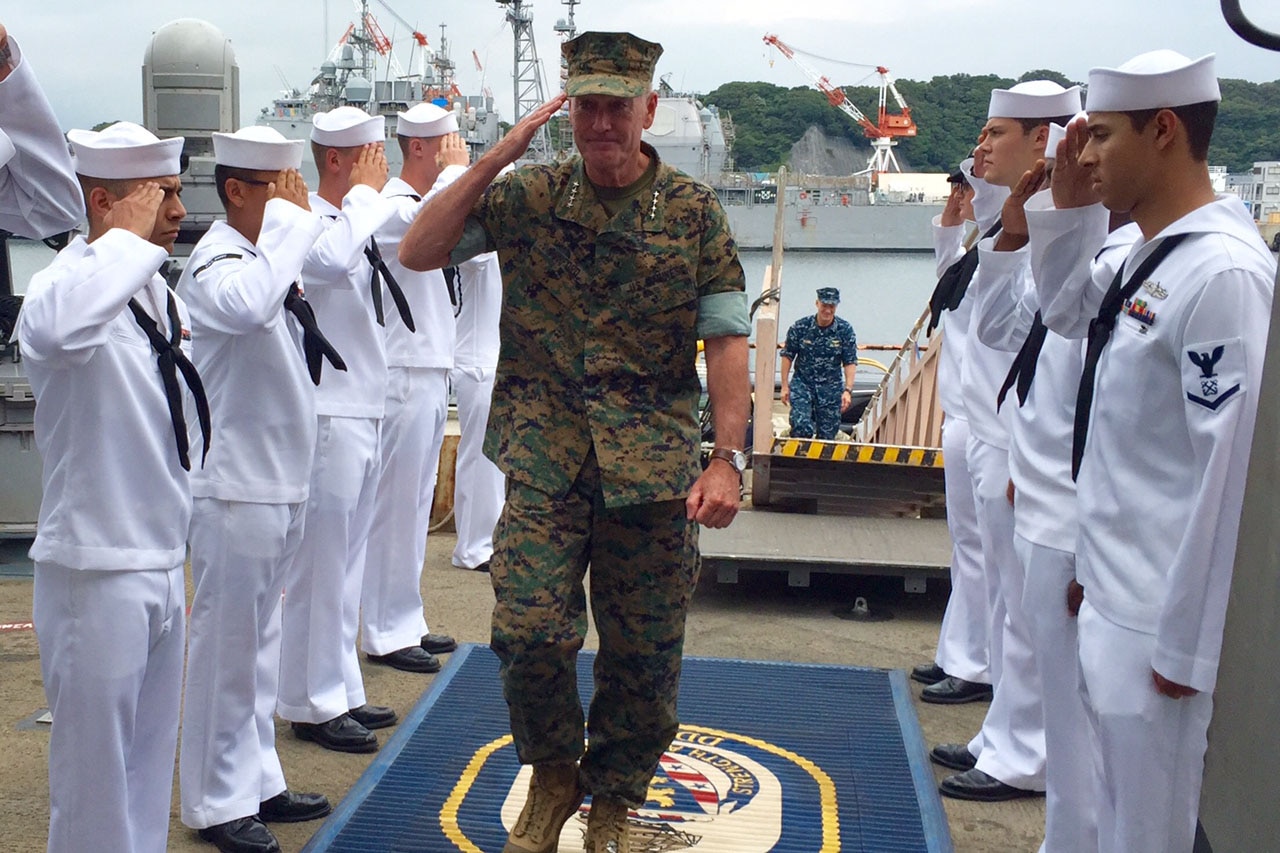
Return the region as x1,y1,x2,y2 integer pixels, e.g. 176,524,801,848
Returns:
6,1,1280,134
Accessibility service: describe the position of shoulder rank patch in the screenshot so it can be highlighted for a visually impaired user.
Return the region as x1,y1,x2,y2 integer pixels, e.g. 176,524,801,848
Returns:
1184,338,1244,412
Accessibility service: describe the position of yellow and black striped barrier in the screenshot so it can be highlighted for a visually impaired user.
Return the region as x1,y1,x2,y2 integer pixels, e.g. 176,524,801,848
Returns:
770,437,944,468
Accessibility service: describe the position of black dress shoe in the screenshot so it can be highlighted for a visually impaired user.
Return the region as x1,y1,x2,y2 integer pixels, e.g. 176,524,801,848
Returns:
198,816,281,853
920,676,994,705
348,703,398,730
473,560,491,573
940,768,1044,802
368,645,441,673
420,633,458,654
291,714,377,753
929,742,978,771
910,662,947,685
259,789,332,823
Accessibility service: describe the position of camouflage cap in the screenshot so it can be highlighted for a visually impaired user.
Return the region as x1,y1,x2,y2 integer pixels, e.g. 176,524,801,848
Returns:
817,287,840,304
562,31,663,98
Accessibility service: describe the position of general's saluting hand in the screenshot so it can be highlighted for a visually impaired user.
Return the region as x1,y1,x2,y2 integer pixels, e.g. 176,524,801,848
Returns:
488,93,568,167
104,182,164,241
269,168,310,211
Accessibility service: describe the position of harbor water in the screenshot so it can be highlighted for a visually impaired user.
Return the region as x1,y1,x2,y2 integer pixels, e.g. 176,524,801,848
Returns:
7,242,939,350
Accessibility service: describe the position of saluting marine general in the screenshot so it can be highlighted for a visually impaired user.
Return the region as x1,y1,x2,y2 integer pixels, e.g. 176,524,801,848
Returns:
398,30,751,853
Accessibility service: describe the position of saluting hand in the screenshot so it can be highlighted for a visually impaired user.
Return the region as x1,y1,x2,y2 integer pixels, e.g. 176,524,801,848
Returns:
103,181,164,241
269,168,310,211
994,160,1045,250
349,143,388,193
489,93,568,167
1051,117,1098,209
0,23,13,84
971,133,990,180
940,183,967,227
437,133,470,169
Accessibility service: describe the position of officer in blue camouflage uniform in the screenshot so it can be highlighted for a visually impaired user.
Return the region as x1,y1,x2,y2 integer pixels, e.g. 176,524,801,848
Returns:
398,30,751,853
780,287,859,439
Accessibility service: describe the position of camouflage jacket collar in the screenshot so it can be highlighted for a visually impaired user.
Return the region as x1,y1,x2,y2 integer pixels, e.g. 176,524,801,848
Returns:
555,142,672,236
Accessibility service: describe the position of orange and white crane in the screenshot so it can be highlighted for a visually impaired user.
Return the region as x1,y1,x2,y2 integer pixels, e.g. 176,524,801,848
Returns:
763,33,917,178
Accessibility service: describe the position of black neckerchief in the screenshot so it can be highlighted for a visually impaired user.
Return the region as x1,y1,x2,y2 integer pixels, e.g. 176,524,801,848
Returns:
127,289,211,471
927,219,1003,335
997,311,1049,410
443,265,462,319
191,251,347,385
1072,232,1190,480
363,236,415,331
283,284,347,385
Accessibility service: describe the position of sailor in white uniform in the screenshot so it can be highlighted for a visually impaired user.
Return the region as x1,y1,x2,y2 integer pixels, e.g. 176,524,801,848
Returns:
1028,51,1276,853
916,158,998,701
451,242,506,574
361,103,468,672
934,81,1082,804
18,122,193,853
276,107,401,753
969,118,1141,851
177,127,334,853
0,22,82,239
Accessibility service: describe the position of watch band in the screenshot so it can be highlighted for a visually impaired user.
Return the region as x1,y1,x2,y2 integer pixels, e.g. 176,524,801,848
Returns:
708,447,745,475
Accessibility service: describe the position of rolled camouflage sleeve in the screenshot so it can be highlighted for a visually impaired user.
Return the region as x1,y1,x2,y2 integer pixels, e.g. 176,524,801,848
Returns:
695,195,749,339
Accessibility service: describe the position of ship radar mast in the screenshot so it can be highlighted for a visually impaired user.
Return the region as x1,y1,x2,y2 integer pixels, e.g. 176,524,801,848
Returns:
763,34,917,185
553,0,581,153
496,0,552,161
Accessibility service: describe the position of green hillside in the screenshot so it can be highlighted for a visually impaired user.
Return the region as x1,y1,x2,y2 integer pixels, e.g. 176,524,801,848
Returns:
703,73,1280,174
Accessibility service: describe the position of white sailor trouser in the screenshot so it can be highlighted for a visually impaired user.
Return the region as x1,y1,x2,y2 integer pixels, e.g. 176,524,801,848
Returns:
934,415,990,682
1017,535,1100,853
451,365,504,570
1077,600,1212,853
361,366,448,654
966,436,1046,788
34,561,185,853
278,414,381,722
181,499,303,829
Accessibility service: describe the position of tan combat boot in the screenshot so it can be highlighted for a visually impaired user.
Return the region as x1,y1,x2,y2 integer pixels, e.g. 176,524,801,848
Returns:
583,797,631,853
502,762,585,853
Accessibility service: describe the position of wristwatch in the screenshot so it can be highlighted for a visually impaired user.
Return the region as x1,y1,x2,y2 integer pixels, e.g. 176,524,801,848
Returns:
709,447,748,477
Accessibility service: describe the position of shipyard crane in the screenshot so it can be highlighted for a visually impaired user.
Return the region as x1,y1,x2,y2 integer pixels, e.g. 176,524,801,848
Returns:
495,0,552,161
763,34,917,179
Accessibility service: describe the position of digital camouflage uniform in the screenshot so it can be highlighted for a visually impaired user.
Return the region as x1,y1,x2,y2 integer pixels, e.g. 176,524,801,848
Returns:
469,141,748,804
783,314,858,439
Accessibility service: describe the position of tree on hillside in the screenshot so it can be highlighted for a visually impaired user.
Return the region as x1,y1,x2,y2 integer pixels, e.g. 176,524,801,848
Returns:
1017,69,1080,88
701,72,1280,175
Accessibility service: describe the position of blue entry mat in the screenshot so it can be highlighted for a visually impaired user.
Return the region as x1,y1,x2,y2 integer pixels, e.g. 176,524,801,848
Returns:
302,644,952,853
